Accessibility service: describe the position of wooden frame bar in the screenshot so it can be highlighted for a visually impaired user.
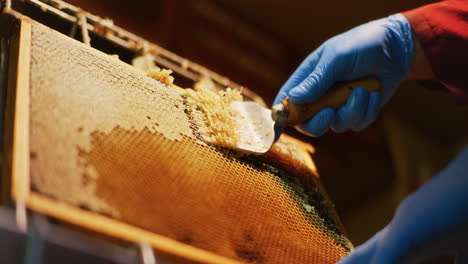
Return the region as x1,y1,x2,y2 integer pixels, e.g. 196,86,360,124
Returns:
28,193,241,264
10,20,30,203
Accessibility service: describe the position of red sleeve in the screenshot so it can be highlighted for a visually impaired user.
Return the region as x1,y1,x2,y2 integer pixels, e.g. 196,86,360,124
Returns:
402,0,468,102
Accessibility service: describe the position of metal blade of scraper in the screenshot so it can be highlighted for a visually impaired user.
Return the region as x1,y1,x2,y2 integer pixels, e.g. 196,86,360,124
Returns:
230,101,275,155
230,77,381,155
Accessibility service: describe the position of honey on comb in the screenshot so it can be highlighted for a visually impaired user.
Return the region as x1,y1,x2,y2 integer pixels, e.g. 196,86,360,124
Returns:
78,126,350,263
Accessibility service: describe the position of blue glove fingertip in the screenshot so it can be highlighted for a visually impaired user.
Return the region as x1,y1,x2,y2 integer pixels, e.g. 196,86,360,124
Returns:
353,91,381,131
273,47,324,107
295,107,335,137
273,90,289,106
288,80,322,104
288,58,335,105
331,87,368,133
289,85,309,101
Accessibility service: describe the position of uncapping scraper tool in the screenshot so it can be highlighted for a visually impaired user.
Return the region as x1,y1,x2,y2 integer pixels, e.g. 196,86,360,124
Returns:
229,77,381,155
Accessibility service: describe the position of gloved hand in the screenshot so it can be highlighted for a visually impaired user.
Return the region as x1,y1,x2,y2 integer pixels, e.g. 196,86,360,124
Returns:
273,14,414,137
338,147,468,264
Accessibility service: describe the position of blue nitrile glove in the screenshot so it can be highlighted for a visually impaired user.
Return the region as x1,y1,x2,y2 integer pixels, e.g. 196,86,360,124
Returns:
273,14,414,137
338,147,468,264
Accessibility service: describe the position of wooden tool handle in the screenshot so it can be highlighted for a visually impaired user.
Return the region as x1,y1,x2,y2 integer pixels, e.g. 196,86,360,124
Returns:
273,77,381,126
